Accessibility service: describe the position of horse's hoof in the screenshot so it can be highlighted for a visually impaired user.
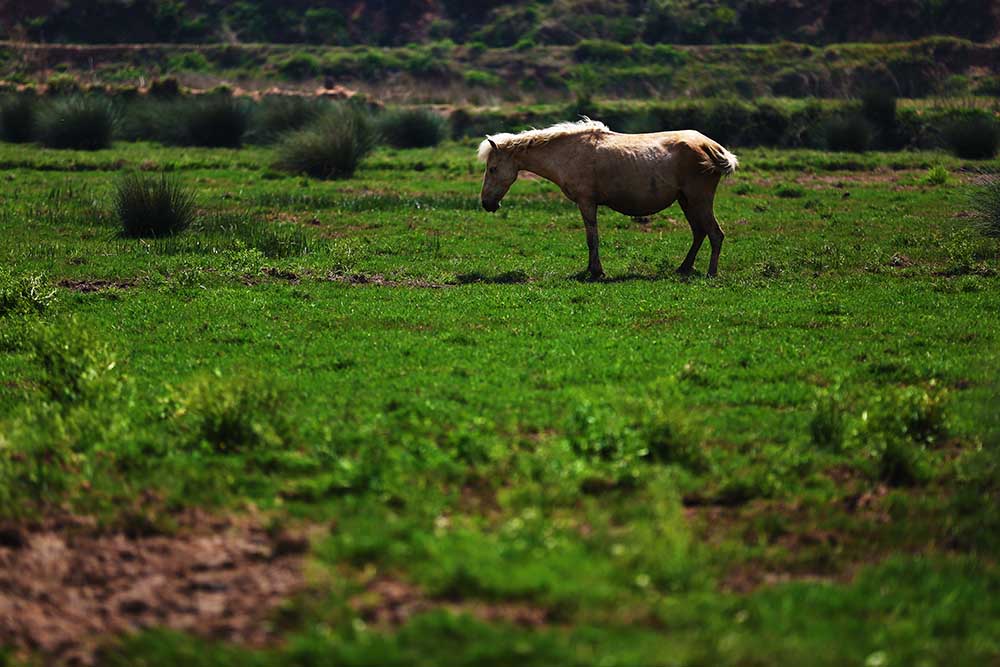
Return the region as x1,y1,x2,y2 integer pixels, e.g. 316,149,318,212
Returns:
676,266,694,276
588,271,605,282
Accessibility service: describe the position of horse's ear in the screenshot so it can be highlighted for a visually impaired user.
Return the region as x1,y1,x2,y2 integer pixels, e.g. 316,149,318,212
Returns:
488,138,498,151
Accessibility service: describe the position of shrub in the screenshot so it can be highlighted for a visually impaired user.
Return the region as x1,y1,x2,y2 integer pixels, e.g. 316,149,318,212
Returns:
36,96,115,150
0,95,36,143
969,174,1000,238
164,374,296,453
278,52,322,80
0,269,55,317
860,88,897,129
115,174,196,238
824,114,872,152
273,106,376,179
942,113,999,159
175,95,249,148
377,108,446,149
45,73,82,96
249,95,327,143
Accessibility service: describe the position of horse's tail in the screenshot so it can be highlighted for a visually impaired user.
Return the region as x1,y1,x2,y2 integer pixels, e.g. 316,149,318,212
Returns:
700,139,739,176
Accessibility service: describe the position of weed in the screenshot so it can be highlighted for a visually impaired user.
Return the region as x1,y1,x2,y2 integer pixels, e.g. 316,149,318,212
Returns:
37,96,115,150
0,269,56,317
273,106,376,179
377,108,446,149
114,173,196,238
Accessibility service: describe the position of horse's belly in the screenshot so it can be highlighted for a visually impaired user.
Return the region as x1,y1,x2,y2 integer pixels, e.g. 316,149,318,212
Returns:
603,192,677,217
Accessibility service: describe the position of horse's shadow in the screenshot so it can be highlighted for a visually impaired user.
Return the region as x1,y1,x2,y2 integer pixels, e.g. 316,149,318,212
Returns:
569,270,705,283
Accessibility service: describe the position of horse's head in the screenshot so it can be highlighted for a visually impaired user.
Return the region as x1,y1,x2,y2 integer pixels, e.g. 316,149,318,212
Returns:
479,138,518,213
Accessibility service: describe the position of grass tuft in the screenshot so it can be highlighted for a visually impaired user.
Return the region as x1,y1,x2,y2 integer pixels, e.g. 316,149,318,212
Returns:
0,95,37,143
377,108,446,148
824,114,872,152
249,95,328,144
175,95,249,148
273,105,377,179
37,96,115,150
969,173,1000,238
942,114,999,160
114,174,196,238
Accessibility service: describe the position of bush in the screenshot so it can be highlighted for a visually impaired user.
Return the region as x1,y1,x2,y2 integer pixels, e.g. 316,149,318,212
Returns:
824,114,872,152
377,108,446,148
165,374,296,453
148,77,181,98
36,96,115,150
273,105,376,179
114,173,196,238
970,174,1000,238
860,88,897,129
0,95,36,143
45,73,82,96
942,113,999,159
175,95,249,148
249,95,327,144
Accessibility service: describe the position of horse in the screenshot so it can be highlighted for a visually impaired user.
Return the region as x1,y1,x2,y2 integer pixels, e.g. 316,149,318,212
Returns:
478,119,738,279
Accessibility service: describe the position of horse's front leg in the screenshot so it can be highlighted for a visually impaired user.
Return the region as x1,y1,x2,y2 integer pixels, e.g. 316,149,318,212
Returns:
578,201,603,280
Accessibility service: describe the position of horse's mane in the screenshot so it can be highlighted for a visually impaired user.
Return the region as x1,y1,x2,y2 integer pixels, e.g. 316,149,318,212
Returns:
477,118,609,162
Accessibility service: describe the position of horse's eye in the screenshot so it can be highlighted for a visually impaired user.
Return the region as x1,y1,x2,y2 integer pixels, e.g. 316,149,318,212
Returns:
489,167,497,173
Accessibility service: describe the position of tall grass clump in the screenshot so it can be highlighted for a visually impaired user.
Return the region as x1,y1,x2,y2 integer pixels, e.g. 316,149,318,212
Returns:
376,108,446,148
273,105,376,179
249,95,327,144
175,95,249,148
824,113,872,152
942,114,999,159
36,96,115,150
164,374,296,453
0,95,37,143
970,174,1000,238
114,174,196,238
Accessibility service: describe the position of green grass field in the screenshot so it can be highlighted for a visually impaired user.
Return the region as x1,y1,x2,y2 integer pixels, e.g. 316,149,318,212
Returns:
1,140,999,665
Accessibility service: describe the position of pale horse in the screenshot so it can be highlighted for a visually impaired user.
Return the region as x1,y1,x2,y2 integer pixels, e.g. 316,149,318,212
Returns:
478,119,738,279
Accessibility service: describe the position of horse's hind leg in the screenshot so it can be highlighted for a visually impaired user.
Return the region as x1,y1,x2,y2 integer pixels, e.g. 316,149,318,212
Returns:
679,188,725,277
676,193,706,275
577,200,604,280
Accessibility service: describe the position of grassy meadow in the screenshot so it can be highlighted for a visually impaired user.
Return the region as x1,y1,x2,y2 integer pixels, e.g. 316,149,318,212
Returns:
1,133,1000,665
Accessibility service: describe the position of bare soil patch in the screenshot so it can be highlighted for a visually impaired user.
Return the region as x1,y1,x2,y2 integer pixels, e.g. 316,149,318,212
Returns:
0,514,308,665
57,278,136,293
325,271,449,289
351,577,548,629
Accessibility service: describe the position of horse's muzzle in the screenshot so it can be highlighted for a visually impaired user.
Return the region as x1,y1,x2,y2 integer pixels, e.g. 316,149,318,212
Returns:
482,199,500,213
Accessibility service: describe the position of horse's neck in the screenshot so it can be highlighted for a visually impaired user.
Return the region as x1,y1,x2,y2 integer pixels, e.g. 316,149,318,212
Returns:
514,142,570,190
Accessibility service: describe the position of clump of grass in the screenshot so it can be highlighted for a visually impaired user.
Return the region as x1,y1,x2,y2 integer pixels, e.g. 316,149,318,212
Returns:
942,114,999,159
202,211,313,258
36,96,115,150
860,384,948,486
824,114,872,152
175,95,249,148
273,105,377,179
249,95,327,144
165,373,296,453
775,184,805,199
0,95,37,143
114,173,196,238
0,268,55,317
969,173,1000,237
810,388,846,451
376,108,446,148
920,165,950,186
